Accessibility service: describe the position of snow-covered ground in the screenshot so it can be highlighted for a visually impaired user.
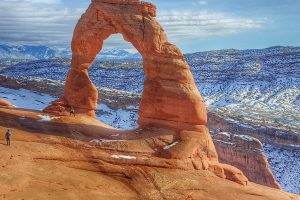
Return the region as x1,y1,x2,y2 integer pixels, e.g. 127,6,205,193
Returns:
264,144,300,194
0,87,56,110
38,114,60,122
0,86,299,194
203,84,300,133
96,104,138,130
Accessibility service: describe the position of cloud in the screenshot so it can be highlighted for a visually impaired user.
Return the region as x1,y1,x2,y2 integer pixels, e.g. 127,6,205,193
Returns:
25,0,61,3
0,0,82,47
194,1,208,5
157,11,267,42
0,0,267,51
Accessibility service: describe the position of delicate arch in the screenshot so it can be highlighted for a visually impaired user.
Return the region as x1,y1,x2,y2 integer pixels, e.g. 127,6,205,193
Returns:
63,0,207,130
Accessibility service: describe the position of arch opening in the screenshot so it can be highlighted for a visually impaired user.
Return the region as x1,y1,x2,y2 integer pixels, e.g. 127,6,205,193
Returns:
90,33,144,130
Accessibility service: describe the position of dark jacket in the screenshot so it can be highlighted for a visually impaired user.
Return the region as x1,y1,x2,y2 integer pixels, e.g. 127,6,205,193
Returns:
5,131,11,139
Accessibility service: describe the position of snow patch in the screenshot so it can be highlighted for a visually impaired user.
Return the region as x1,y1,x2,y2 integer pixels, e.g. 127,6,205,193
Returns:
214,140,234,146
97,104,138,130
163,141,179,150
38,115,60,122
236,135,254,142
111,155,136,160
89,139,127,143
219,132,231,138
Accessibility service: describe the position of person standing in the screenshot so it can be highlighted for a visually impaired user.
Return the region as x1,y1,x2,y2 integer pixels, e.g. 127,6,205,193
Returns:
5,129,11,146
70,106,75,117
58,105,63,113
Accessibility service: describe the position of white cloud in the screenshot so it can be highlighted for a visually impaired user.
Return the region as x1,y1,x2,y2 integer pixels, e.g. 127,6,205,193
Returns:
0,0,82,47
157,10,267,42
195,0,208,5
0,0,267,50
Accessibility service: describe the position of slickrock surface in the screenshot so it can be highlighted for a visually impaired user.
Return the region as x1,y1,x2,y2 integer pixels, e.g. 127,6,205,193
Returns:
213,132,281,189
0,107,299,200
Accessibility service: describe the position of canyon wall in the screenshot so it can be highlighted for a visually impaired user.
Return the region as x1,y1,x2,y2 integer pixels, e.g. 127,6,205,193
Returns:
213,132,281,189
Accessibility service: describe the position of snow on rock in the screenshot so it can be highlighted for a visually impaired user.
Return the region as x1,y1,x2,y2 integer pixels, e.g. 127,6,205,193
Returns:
163,141,179,150
38,115,60,122
89,139,127,143
219,132,231,137
111,155,136,160
235,134,254,142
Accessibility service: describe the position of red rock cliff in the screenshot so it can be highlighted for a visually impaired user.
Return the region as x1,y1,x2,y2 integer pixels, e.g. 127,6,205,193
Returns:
213,132,281,189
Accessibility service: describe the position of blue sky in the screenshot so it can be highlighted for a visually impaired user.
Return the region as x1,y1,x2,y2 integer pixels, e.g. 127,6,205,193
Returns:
0,0,299,53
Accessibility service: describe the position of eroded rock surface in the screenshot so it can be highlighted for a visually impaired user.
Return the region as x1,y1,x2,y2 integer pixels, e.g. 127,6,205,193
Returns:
213,132,281,189
55,0,207,129
0,107,299,200
0,98,13,107
41,0,293,189
1,74,284,189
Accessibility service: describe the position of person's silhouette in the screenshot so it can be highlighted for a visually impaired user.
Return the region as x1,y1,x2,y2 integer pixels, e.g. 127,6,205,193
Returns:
5,129,12,146
70,106,75,117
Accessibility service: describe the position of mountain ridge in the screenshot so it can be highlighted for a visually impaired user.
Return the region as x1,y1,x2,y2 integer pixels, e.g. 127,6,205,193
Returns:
1,44,300,61
0,44,142,61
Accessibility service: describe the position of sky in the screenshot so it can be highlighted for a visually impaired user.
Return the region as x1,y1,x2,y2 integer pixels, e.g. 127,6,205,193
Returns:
0,0,299,53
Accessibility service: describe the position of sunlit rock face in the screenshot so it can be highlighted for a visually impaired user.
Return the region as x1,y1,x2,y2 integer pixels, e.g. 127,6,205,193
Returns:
45,0,253,186
0,98,13,107
213,132,281,189
62,0,207,130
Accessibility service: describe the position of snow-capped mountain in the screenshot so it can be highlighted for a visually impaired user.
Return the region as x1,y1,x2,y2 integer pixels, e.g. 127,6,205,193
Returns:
97,48,141,60
0,44,56,60
0,44,141,60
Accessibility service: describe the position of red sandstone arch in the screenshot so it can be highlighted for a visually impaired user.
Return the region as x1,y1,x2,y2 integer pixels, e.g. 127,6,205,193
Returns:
62,0,207,130
43,0,251,185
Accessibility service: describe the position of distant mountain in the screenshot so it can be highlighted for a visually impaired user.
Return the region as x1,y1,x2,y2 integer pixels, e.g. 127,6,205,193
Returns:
97,49,141,60
0,44,142,61
0,44,56,60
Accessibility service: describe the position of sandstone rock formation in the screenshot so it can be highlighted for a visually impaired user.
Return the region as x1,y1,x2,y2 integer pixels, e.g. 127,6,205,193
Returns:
0,99,13,107
44,0,300,188
0,75,280,189
51,0,206,130
213,132,281,189
1,107,299,199
44,0,251,185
